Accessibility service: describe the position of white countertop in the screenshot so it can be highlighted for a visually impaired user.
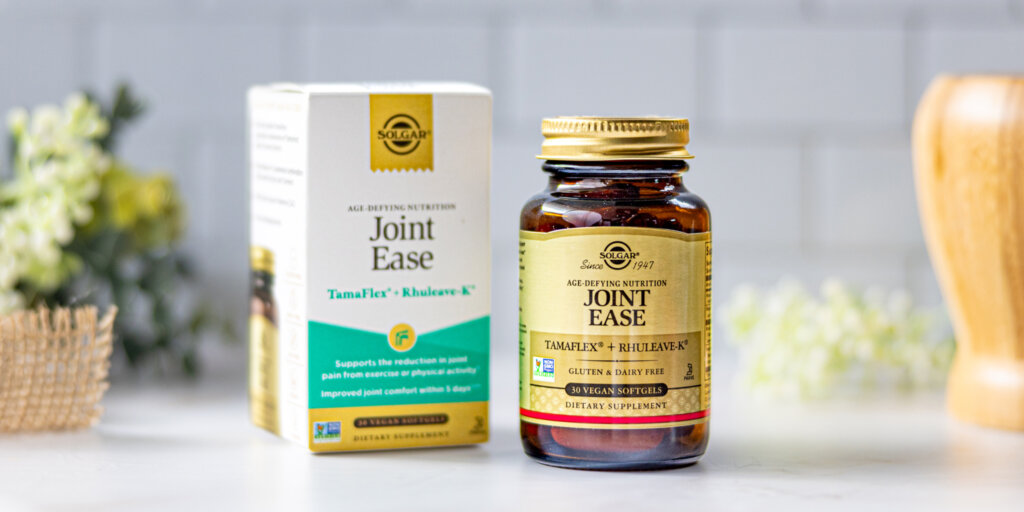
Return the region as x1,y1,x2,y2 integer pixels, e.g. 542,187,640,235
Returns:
1,367,1022,512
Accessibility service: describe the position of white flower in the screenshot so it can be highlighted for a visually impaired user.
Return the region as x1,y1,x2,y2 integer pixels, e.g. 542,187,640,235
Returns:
0,93,113,314
722,279,954,400
6,108,28,136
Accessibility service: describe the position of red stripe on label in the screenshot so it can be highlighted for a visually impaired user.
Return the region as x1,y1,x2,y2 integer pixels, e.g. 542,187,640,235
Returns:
520,408,709,424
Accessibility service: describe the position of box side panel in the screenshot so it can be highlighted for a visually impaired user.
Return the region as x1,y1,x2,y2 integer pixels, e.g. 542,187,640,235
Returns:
247,88,310,446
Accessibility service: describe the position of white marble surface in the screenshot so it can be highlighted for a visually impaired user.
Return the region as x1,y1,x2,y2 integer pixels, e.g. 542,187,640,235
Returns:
1,371,1021,512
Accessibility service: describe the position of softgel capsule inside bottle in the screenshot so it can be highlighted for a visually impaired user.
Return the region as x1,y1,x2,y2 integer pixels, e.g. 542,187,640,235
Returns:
518,116,712,470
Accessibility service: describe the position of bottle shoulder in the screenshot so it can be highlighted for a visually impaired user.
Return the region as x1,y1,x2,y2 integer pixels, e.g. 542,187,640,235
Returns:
520,189,710,232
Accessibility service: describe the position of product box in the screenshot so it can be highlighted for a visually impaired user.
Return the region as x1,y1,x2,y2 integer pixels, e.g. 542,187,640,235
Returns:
247,83,491,452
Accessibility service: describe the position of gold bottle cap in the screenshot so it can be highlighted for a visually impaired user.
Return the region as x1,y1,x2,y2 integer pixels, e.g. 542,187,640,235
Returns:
538,116,693,161
250,246,275,275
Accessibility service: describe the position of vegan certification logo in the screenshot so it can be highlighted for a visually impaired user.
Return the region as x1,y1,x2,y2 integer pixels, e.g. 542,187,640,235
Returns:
370,94,433,172
532,356,555,382
599,241,639,270
312,421,341,443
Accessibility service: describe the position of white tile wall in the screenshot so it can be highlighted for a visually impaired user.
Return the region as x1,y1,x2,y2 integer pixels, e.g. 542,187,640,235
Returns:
505,19,699,130
814,0,1011,19
92,20,288,121
807,139,924,250
0,13,81,114
914,26,1024,104
907,253,944,307
303,20,492,84
714,246,911,301
2,0,1018,352
708,26,906,128
685,138,803,246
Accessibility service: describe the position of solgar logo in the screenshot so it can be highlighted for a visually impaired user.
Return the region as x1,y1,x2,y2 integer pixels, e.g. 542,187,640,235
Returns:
599,241,639,270
378,114,431,155
370,94,434,172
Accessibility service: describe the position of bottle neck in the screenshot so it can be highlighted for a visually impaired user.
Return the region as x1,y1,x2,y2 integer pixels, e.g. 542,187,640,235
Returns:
542,160,688,199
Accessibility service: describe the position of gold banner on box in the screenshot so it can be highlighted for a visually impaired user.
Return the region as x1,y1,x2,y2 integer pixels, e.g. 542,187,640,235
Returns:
307,401,488,452
369,94,433,172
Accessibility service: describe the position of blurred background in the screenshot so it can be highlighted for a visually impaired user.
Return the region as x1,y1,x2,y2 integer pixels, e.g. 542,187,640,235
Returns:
2,0,1021,375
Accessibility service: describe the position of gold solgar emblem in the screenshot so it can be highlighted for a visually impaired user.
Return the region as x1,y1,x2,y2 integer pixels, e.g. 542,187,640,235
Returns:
370,94,433,171
599,241,639,270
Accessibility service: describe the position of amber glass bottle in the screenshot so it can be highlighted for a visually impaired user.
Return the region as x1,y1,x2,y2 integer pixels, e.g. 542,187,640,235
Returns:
249,246,279,433
519,117,711,470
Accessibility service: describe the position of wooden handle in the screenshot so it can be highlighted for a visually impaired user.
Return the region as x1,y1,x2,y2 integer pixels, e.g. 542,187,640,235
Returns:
913,75,1024,430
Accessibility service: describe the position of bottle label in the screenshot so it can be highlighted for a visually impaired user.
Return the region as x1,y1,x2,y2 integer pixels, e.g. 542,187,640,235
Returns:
518,227,711,429
249,315,280,434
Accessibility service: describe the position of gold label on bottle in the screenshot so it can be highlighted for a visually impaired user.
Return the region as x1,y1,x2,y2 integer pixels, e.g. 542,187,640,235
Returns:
518,227,711,429
249,315,280,434
369,94,433,172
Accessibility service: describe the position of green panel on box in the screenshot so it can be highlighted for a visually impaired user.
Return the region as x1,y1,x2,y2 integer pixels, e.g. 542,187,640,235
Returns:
308,316,489,409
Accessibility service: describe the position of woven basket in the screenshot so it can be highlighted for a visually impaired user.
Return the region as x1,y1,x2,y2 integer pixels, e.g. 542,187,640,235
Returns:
0,306,117,432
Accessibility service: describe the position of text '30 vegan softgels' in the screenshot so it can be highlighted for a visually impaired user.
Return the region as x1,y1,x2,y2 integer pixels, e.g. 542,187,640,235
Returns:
519,117,711,470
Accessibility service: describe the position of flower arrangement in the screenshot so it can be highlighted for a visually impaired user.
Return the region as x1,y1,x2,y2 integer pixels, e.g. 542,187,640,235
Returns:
1,86,227,375
722,279,954,400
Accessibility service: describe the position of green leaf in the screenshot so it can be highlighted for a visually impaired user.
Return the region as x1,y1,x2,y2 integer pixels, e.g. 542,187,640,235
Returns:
16,85,229,380
182,350,199,377
96,83,145,152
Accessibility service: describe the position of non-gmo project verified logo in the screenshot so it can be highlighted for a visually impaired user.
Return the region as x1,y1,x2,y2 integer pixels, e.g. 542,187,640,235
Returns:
532,357,555,382
312,421,341,443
